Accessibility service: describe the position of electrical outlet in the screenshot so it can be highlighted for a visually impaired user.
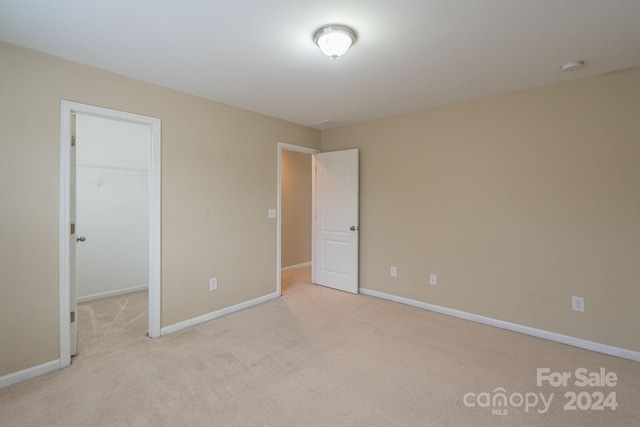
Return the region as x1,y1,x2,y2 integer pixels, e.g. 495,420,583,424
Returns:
390,266,397,277
572,296,584,312
429,274,437,286
209,277,218,291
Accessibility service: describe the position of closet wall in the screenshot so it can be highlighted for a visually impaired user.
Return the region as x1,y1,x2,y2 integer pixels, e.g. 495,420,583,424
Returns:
76,114,150,301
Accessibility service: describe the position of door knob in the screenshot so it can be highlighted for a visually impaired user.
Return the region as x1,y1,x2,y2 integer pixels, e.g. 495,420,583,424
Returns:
77,236,86,242
350,226,358,231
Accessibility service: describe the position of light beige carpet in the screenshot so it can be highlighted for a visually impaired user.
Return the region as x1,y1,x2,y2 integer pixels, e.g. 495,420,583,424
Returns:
1,267,638,426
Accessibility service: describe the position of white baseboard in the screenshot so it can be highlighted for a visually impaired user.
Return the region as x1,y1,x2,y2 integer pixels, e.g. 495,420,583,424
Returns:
0,359,60,389
77,285,149,303
161,292,280,336
281,262,311,272
360,288,640,363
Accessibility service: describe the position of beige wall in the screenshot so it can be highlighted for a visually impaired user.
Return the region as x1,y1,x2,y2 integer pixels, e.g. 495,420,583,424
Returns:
321,68,640,352
281,150,312,268
0,42,320,376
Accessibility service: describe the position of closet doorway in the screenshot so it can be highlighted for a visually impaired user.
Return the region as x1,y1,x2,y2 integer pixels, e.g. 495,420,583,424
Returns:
74,115,150,357
59,101,161,368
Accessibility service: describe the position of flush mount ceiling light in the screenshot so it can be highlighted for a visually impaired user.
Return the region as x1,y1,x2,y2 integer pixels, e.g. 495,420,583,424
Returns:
313,24,358,59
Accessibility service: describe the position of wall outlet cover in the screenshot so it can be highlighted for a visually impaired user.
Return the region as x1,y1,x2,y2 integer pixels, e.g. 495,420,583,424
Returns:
572,296,584,312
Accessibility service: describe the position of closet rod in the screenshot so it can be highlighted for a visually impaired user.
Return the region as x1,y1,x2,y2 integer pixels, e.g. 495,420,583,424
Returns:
77,163,148,172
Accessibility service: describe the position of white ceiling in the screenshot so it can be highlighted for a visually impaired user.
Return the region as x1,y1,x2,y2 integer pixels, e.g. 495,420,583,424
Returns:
1,0,639,129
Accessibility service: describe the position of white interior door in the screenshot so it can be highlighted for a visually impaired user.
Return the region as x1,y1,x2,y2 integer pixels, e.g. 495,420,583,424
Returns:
313,149,359,293
69,113,78,356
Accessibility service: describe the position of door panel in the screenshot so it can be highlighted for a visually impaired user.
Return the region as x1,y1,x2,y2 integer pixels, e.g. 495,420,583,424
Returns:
314,149,359,293
322,240,350,274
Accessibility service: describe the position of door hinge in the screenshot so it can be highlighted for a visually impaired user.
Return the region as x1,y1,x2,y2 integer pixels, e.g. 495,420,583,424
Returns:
70,311,75,323
71,135,76,147
70,223,75,235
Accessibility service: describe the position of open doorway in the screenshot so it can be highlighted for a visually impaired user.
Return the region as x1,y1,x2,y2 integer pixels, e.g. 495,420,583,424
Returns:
59,101,161,369
277,143,360,295
75,114,150,358
277,143,320,295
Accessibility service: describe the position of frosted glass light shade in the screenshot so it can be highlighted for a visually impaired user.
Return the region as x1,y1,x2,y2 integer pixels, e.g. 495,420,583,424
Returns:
313,25,357,58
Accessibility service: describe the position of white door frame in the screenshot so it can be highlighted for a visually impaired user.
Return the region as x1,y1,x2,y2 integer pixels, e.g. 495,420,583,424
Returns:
59,101,162,368
276,142,320,295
